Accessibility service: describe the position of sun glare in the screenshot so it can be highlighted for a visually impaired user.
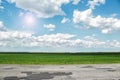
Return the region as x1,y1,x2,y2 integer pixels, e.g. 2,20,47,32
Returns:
23,13,37,27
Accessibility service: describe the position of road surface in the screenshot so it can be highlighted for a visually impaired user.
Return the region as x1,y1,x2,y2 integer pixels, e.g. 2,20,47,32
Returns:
0,64,120,80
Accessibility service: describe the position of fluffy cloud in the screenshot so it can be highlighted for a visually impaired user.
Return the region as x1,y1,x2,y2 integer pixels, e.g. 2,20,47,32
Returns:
73,9,120,33
61,17,70,23
72,0,81,5
88,0,105,9
43,24,56,31
8,0,70,18
73,9,92,23
0,29,120,48
0,31,33,47
0,31,75,47
0,21,3,28
0,21,6,31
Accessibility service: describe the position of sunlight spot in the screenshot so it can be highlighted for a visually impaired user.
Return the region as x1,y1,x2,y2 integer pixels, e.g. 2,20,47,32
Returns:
23,13,37,27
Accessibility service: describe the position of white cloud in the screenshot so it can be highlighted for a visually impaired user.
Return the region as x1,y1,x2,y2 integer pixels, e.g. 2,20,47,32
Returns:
72,36,120,48
43,24,56,31
88,0,105,9
102,29,111,34
0,21,6,31
73,9,92,23
8,0,70,18
73,9,120,33
0,31,33,47
72,0,81,5
0,21,3,29
110,13,118,18
0,31,76,47
0,29,120,48
19,11,24,17
61,17,70,23
0,21,120,48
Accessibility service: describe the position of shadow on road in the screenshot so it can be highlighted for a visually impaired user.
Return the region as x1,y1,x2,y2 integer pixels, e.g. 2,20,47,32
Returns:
4,71,72,80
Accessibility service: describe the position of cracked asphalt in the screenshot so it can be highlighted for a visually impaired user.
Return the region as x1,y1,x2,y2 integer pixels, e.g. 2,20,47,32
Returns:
0,64,120,80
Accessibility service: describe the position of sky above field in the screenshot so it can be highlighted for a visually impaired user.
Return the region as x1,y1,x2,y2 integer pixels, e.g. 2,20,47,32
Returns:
0,0,120,52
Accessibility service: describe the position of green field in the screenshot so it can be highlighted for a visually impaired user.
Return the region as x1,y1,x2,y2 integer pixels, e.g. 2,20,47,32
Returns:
0,52,120,64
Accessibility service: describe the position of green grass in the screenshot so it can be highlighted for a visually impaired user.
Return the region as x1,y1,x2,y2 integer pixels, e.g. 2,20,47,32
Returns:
0,52,120,64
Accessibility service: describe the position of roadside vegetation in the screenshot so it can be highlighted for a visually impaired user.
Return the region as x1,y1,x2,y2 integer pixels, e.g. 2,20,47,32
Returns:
0,52,120,64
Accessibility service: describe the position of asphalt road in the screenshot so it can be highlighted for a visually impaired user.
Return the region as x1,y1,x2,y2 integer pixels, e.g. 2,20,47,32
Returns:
0,64,120,80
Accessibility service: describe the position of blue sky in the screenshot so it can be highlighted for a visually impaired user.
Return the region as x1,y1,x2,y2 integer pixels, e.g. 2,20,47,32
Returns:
0,0,120,52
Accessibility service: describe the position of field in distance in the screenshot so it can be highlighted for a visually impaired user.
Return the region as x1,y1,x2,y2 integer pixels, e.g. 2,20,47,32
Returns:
0,52,120,64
